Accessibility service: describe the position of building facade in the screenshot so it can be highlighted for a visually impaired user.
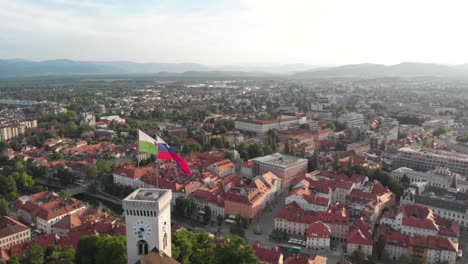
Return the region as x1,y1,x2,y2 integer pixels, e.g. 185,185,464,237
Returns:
392,147,468,176
123,188,172,264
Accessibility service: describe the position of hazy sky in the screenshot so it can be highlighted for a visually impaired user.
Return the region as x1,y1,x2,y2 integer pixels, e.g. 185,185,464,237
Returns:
1,0,468,65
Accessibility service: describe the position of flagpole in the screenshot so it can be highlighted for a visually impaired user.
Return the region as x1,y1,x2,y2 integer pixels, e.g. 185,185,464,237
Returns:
155,132,159,189
137,128,141,189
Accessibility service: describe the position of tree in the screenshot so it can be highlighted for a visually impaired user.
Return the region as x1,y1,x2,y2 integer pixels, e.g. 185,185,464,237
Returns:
269,229,288,241
95,235,127,264
348,154,354,168
214,235,258,264
0,198,10,216
397,254,410,264
203,205,211,224
54,165,75,186
10,172,34,192
172,230,216,264
264,144,274,155
86,164,99,191
401,174,410,189
326,122,336,131
174,197,196,218
5,256,20,264
376,234,386,260
299,123,310,129
44,244,75,264
96,160,113,186
379,140,387,151
24,243,44,264
29,165,49,178
75,235,99,264
301,144,307,158
3,175,18,201
63,121,79,138
76,235,126,264
225,151,235,162
58,189,71,198
333,153,340,173
309,149,321,171
349,248,366,264
433,126,450,136
0,141,7,151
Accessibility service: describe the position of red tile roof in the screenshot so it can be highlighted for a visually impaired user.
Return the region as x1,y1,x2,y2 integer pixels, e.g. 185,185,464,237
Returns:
252,245,282,264
113,165,156,179
0,216,30,239
347,217,373,246
58,230,95,248
306,221,331,238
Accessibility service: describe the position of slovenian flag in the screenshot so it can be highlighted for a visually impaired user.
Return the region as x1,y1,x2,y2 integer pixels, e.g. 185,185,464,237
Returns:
138,130,190,174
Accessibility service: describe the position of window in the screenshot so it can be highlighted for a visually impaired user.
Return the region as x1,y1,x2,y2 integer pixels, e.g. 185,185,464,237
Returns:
163,233,168,249
137,240,149,255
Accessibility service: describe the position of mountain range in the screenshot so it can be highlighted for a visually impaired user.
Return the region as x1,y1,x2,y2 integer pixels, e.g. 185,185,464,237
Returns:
2,59,468,78
292,62,468,78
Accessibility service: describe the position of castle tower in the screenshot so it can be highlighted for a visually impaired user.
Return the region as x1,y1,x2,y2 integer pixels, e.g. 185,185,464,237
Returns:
123,188,172,264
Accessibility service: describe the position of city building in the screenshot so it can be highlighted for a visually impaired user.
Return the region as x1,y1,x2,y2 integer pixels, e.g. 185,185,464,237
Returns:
207,159,236,178
13,192,86,234
0,120,37,141
284,254,327,264
346,141,371,155
346,181,396,222
123,188,172,264
377,228,458,264
113,165,157,188
274,202,350,240
392,147,468,176
378,118,399,141
252,245,284,264
189,189,225,218
0,216,31,249
347,217,374,256
252,153,307,189
235,116,306,136
337,112,364,129
285,187,329,212
380,204,459,242
400,181,468,227
392,167,468,192
305,221,331,250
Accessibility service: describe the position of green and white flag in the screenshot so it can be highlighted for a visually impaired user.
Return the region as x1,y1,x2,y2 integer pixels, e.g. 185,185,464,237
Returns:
138,129,158,155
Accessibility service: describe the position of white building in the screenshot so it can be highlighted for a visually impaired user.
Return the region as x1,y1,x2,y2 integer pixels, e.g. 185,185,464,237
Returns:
285,187,329,212
189,190,225,218
337,112,364,129
392,167,468,192
305,221,331,250
235,116,306,136
123,188,172,264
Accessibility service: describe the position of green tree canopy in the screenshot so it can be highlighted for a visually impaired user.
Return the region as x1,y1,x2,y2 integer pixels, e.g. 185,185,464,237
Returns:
24,243,44,264
0,198,10,216
76,235,126,264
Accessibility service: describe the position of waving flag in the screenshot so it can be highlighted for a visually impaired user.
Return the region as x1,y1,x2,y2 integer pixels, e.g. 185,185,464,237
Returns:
155,135,191,174
138,130,190,174
138,130,158,155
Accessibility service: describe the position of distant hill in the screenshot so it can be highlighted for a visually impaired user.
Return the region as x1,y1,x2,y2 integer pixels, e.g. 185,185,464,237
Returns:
3,59,468,78
292,62,468,78
0,59,212,76
0,59,329,77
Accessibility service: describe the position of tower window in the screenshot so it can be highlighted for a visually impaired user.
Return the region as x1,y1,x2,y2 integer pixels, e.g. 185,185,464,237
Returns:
137,240,149,255
163,233,167,249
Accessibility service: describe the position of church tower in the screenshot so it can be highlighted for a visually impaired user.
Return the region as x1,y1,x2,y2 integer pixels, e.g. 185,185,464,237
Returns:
123,188,172,264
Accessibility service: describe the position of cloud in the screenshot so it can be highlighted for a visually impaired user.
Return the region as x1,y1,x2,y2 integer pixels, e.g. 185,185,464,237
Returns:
52,0,108,8
1,0,468,65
